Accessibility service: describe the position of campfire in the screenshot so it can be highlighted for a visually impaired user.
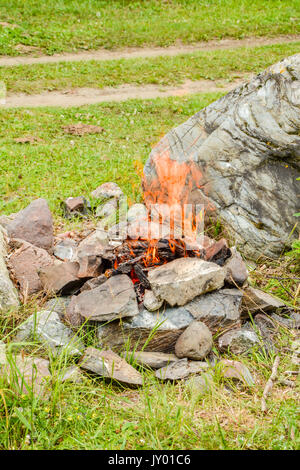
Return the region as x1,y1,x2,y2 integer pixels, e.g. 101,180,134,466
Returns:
100,152,231,303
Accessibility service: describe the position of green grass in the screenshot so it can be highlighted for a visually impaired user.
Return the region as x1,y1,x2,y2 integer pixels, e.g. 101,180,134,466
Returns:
0,308,299,450
0,95,299,450
1,42,300,95
0,0,299,56
0,93,224,216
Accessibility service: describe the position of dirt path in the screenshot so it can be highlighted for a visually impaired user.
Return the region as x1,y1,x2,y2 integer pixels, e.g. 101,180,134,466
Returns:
0,35,299,67
2,77,252,108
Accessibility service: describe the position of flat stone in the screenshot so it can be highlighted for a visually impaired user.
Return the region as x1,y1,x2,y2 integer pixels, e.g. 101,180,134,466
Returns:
61,365,85,384
97,305,194,353
97,289,242,353
80,274,108,292
79,347,143,386
270,311,300,329
126,204,148,223
242,286,286,314
5,355,51,398
155,358,209,381
9,239,53,297
253,314,276,352
224,247,248,286
0,229,19,311
175,320,213,360
14,310,85,356
143,289,164,312
123,351,178,369
72,274,138,322
185,288,243,333
185,371,215,396
96,198,118,218
44,296,72,317
218,327,260,354
76,230,113,261
6,198,53,251
54,239,77,261
91,182,123,200
218,359,255,386
39,261,83,295
143,55,300,257
148,257,225,307
64,295,84,328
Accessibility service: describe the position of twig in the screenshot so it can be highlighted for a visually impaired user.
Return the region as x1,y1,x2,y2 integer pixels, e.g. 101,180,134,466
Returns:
261,355,280,413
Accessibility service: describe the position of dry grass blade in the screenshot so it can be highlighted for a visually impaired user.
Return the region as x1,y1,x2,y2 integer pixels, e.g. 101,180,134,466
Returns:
261,355,280,413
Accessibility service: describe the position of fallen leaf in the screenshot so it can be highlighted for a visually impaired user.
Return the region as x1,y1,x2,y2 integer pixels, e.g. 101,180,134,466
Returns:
62,123,105,136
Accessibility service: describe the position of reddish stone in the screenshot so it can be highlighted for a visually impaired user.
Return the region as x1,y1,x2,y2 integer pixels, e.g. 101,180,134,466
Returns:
9,239,53,297
7,199,53,252
39,261,82,295
204,238,231,265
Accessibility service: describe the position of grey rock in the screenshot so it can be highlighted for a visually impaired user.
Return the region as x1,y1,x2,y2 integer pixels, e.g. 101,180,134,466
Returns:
61,366,85,384
185,371,215,396
185,288,243,332
270,310,300,329
54,239,77,261
143,289,164,312
148,257,225,307
218,359,255,386
123,351,178,369
6,198,54,252
14,310,85,356
126,203,148,223
72,274,138,322
218,327,260,354
79,347,143,386
143,55,300,257
97,305,194,353
5,355,51,398
91,182,123,200
242,286,286,315
224,247,248,286
155,358,209,381
0,229,19,311
96,198,118,218
44,296,72,318
80,274,108,292
175,320,213,360
253,314,276,352
97,289,242,353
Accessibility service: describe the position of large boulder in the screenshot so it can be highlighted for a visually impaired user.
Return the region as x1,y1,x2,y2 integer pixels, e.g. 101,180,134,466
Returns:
143,54,300,258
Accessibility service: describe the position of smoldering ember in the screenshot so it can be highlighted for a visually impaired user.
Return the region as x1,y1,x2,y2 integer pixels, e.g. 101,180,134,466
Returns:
0,54,299,394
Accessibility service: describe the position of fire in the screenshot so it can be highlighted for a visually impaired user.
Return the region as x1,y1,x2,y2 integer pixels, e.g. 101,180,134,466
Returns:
113,146,214,272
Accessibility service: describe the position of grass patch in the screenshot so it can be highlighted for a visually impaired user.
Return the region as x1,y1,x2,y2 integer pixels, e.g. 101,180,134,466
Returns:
0,318,298,450
0,93,223,216
0,0,299,56
1,42,300,95
0,94,299,450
